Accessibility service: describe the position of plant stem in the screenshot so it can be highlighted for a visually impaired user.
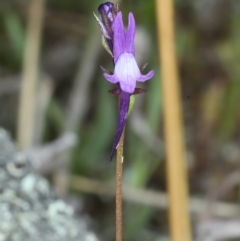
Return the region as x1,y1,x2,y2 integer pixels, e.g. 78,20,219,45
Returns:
116,127,125,241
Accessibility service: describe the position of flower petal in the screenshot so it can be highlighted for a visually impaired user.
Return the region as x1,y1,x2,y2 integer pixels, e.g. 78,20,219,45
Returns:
125,13,135,55
119,82,135,93
138,70,155,82
103,73,118,84
114,53,140,93
113,12,125,63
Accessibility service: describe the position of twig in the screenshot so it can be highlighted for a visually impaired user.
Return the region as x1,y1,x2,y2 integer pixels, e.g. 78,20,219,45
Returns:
17,0,46,149
116,128,125,241
26,132,77,174
69,175,240,218
155,0,192,240
64,29,102,131
201,171,240,221
52,3,102,197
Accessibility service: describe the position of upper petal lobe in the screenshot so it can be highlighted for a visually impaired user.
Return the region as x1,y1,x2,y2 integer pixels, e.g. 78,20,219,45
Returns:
113,12,125,63
125,13,135,55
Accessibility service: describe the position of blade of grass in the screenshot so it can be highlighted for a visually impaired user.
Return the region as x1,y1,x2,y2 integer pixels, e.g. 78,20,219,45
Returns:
155,0,192,240
3,9,25,61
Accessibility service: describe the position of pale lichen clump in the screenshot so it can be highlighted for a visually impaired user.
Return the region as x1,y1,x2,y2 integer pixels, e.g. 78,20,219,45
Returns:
0,128,98,241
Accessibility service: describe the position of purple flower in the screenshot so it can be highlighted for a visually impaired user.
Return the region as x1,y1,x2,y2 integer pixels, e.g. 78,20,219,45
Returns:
95,5,154,162
103,12,154,93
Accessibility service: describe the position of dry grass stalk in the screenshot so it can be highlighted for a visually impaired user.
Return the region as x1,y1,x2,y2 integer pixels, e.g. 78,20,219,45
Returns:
17,0,46,149
155,0,192,240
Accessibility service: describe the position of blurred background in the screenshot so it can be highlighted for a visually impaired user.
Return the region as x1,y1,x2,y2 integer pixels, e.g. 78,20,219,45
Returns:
1,0,240,240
